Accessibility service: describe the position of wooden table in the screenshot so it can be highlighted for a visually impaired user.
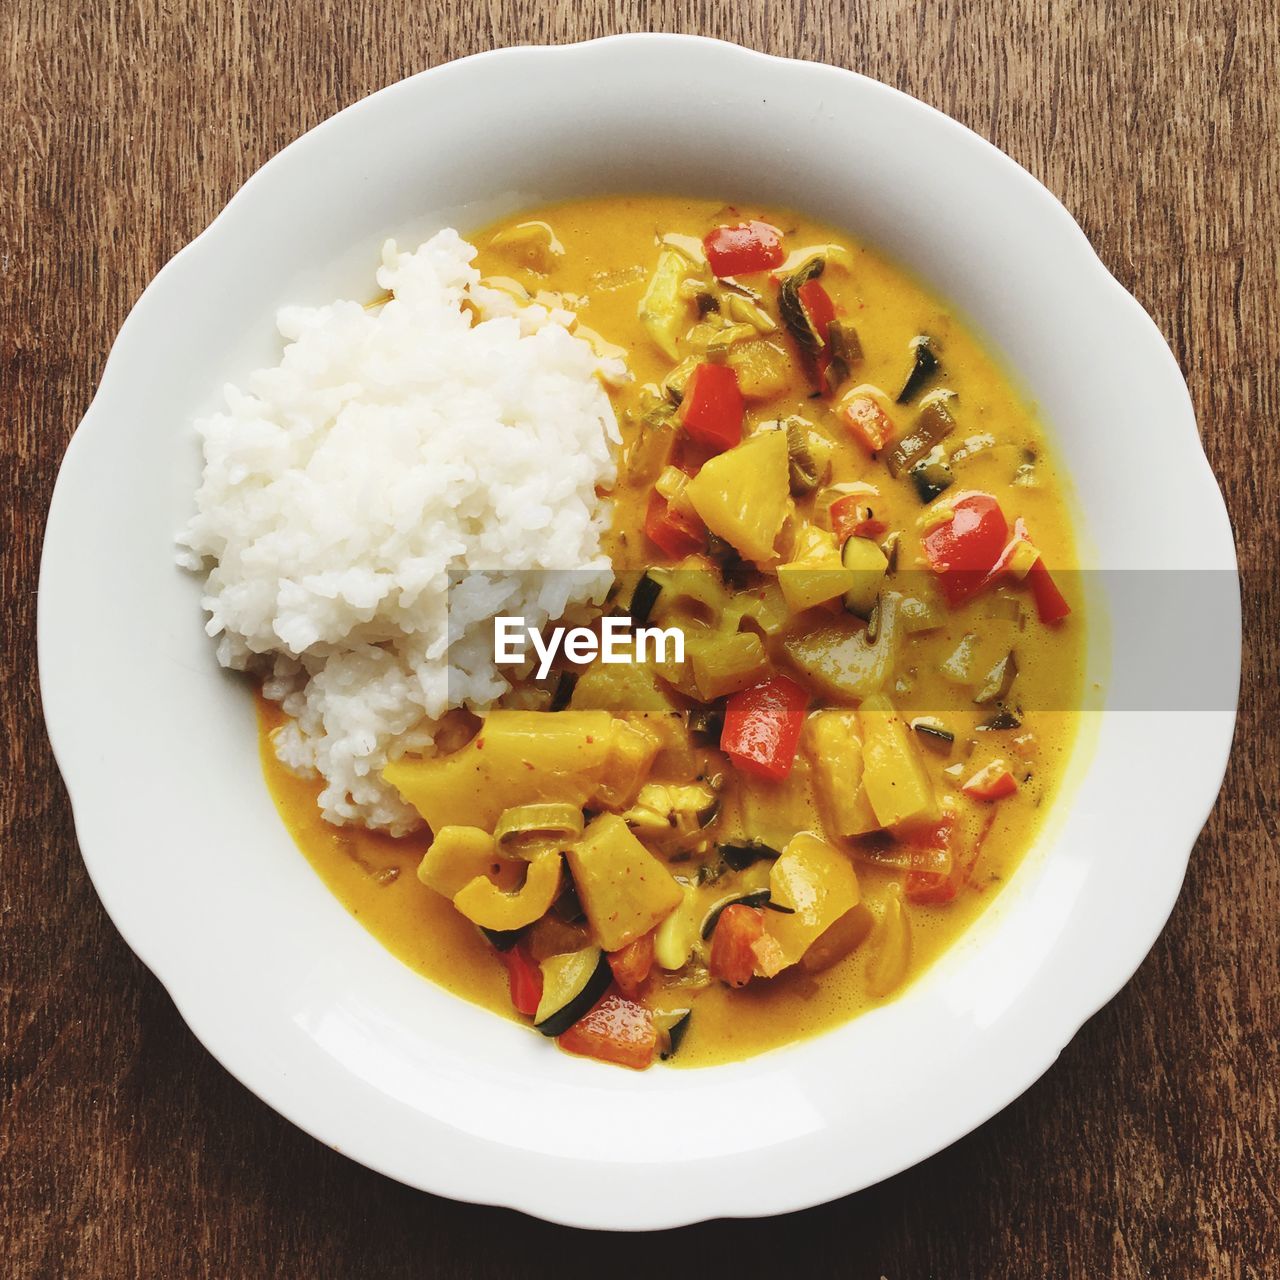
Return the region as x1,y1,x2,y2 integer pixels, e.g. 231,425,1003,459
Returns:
4,2,1276,1274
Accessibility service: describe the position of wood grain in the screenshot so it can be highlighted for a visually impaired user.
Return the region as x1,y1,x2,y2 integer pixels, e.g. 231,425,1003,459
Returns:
3,1,1276,1274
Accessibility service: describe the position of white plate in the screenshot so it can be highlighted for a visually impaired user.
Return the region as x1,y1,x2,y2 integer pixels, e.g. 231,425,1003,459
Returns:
38,36,1239,1229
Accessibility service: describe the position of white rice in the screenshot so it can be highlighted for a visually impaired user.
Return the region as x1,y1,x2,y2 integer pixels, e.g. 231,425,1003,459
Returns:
178,230,624,833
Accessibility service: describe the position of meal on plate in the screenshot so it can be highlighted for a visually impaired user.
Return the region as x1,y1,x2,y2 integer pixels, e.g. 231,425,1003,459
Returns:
180,195,1084,1070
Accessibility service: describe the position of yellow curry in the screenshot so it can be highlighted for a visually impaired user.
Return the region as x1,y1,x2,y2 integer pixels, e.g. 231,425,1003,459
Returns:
260,196,1084,1069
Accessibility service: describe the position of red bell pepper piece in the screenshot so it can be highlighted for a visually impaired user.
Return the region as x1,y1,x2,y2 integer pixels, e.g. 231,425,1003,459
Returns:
829,495,887,543
922,492,1009,607
679,363,744,453
1027,557,1071,624
607,932,655,998
708,904,766,987
644,491,705,558
558,988,657,1070
986,517,1072,623
721,674,809,781
962,760,1019,802
703,220,785,277
501,943,542,1018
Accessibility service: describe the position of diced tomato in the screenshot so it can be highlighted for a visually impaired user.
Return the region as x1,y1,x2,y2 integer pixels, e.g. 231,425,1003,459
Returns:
962,760,1019,801
708,904,766,987
838,393,895,453
558,989,657,1070
721,674,809,781
1027,557,1071,623
679,363,744,453
607,932,655,998
703,220,785,277
501,943,542,1018
644,491,705,558
922,492,1010,607
829,495,886,542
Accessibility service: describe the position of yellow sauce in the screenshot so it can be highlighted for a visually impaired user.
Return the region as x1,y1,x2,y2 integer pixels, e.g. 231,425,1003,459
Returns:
258,196,1085,1067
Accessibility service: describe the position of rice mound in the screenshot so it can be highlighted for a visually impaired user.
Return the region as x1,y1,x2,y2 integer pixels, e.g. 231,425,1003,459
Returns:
178,230,624,833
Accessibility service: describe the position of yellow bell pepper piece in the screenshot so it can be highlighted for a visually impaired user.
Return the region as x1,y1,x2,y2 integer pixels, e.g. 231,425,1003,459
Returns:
805,710,881,836
417,826,503,898
383,710,615,832
684,431,793,563
858,693,938,828
452,849,563,932
765,833,860,968
565,814,682,951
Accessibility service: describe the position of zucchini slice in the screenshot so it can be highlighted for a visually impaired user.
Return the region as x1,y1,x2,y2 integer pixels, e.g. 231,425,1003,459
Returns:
534,946,611,1038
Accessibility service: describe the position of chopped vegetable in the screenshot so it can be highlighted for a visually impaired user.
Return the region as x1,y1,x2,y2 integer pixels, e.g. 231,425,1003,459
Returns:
721,675,809,781
764,833,860,968
895,335,940,403
727,339,792,401
796,278,837,384
565,814,683,951
888,392,957,476
973,652,1018,705
806,710,880,837
962,759,1019,801
689,629,769,700
777,256,827,354
800,903,875,971
608,932,655,998
560,989,658,1069
704,220,785,277
783,591,901,701
656,1008,693,1059
859,692,938,827
638,248,692,359
487,220,564,274
909,446,954,502
502,942,543,1016
866,888,912,997
493,803,584,857
628,572,663,625
418,825,501,898
707,903,767,986
534,946,612,1036
778,529,856,612
644,490,706,558
679,363,745,453
910,716,955,751
823,320,863,394
653,883,701,970
902,814,959,904
921,491,1010,607
386,710,616,832
838,388,896,453
839,535,889,618
684,430,793,562
1027,557,1071,623
452,849,563,931
701,888,772,940
786,419,834,494
829,493,885,542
